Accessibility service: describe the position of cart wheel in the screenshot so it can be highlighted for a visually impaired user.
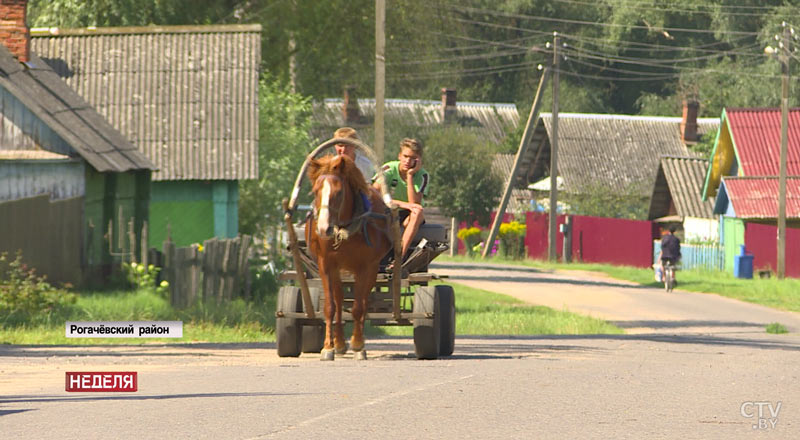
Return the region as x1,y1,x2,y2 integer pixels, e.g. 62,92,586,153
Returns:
302,287,324,353
413,286,441,359
276,286,303,357
437,285,456,356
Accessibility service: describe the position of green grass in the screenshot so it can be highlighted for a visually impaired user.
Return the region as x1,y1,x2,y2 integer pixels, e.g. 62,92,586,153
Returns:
1,289,278,345
368,281,622,337
1,281,622,344
437,255,800,313
766,322,789,334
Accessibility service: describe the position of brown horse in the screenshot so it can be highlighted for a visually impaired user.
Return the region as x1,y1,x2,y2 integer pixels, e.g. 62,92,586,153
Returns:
306,154,391,360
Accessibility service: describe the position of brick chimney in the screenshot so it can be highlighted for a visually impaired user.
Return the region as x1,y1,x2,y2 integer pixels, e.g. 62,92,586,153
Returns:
342,86,360,125
680,100,699,143
441,88,457,123
0,0,29,63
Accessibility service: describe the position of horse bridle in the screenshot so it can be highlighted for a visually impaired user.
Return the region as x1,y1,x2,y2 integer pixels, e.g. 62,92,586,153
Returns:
313,174,348,231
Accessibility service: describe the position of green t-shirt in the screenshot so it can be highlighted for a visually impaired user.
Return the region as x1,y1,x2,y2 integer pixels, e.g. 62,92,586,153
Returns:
376,160,429,204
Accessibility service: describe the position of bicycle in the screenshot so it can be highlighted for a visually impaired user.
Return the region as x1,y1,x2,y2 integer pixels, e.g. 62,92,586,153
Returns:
663,260,676,292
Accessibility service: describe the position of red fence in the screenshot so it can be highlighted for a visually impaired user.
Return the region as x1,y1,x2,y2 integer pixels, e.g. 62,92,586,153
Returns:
459,212,653,268
744,223,800,277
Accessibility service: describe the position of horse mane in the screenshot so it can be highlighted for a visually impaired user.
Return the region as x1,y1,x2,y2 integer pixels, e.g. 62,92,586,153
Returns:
307,154,370,195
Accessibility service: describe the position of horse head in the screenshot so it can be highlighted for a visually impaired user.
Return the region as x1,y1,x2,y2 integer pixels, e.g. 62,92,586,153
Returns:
307,155,369,239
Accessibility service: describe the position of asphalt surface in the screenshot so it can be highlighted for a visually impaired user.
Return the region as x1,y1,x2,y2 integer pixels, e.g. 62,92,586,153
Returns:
2,262,799,439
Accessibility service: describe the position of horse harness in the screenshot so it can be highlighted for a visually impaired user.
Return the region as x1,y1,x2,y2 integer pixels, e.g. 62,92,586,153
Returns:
311,174,390,249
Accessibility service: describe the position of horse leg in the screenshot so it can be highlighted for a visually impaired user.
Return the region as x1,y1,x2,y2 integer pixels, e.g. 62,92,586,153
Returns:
350,262,378,360
320,263,336,361
330,272,348,355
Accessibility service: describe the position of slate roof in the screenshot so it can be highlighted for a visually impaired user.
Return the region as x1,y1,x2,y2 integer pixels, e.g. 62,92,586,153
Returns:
718,176,800,219
31,24,260,181
649,157,714,220
492,153,534,213
522,113,719,197
0,45,154,172
724,108,800,175
312,98,519,147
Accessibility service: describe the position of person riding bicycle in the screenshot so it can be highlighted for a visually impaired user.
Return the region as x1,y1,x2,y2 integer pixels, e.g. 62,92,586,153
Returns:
659,225,681,286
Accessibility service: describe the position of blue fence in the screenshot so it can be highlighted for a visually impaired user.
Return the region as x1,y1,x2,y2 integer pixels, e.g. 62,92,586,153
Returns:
653,240,724,271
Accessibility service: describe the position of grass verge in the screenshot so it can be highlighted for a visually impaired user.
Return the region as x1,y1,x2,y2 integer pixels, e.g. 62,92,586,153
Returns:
1,281,621,344
437,255,800,313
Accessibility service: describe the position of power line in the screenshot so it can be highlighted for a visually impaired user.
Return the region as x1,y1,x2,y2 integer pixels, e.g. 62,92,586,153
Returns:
441,4,762,36
542,0,800,19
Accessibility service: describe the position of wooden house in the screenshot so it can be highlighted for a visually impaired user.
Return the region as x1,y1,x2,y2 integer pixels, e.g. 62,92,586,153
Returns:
648,156,716,241
0,0,155,285
513,108,719,210
31,24,261,248
702,108,800,273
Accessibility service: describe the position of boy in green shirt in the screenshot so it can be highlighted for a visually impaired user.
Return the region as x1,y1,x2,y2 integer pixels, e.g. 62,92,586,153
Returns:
373,138,429,260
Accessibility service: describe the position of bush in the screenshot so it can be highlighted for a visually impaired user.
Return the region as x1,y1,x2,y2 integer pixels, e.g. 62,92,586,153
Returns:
122,262,169,298
498,221,527,259
0,251,76,321
457,227,482,256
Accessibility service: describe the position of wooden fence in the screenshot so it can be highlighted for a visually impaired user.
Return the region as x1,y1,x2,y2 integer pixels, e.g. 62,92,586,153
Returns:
163,235,253,307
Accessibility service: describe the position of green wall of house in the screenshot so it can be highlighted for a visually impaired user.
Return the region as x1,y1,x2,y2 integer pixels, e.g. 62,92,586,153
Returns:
149,180,238,249
84,167,151,282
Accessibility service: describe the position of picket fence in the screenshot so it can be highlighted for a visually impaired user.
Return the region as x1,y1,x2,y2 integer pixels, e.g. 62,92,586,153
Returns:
652,240,724,271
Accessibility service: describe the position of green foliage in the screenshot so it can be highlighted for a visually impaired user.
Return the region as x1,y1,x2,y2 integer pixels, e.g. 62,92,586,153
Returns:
766,322,788,334
122,262,169,298
239,75,313,239
563,182,650,220
423,127,502,225
498,221,527,259
0,252,76,323
28,0,237,27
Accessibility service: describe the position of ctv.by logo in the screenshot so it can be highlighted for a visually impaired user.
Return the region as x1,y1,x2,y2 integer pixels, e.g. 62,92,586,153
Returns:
740,401,781,430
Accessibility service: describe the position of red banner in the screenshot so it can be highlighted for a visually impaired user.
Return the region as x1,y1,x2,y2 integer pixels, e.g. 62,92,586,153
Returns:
65,372,138,392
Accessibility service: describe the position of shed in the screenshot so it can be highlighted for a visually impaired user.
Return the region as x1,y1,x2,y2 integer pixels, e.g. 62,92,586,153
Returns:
31,24,261,247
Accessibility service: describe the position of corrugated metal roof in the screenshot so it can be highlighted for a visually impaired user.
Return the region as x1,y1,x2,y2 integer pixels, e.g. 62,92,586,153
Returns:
725,108,800,176
659,156,714,218
536,113,719,196
0,46,155,172
312,98,519,147
31,24,260,181
723,176,800,219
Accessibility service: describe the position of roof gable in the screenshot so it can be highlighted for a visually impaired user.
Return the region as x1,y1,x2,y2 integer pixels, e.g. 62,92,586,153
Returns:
0,46,154,172
31,24,260,181
649,156,714,219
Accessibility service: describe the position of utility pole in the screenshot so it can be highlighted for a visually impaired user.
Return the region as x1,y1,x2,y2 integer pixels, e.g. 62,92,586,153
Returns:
375,0,386,162
482,66,551,258
778,25,790,279
548,32,561,262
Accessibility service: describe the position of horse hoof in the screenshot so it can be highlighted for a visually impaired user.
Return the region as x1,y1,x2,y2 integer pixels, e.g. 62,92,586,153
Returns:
320,349,335,361
335,344,348,355
353,350,367,361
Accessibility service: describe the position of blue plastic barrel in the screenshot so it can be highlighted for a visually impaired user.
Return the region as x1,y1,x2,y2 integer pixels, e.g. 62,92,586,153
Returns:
733,244,753,279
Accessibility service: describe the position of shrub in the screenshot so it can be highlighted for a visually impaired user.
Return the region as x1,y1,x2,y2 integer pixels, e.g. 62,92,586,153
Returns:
0,251,76,321
498,221,527,259
122,262,169,298
457,227,482,256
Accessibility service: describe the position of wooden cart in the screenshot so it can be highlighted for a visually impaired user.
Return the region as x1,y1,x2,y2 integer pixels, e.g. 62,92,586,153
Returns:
276,138,455,359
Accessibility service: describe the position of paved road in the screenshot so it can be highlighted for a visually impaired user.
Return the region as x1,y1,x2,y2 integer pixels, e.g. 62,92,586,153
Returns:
431,261,800,334
2,262,799,439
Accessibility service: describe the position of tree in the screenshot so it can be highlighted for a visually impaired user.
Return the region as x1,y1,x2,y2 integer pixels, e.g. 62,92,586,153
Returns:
238,76,313,241
28,0,239,27
422,127,502,225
